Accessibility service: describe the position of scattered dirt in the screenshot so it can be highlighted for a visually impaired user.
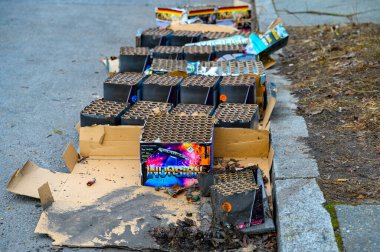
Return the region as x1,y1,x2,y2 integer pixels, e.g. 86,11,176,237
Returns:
278,23,380,204
151,218,276,251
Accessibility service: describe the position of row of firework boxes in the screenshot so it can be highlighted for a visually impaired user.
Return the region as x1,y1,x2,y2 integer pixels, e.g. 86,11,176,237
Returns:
135,27,249,49
118,45,258,73
121,44,246,64
155,5,253,30
102,73,262,107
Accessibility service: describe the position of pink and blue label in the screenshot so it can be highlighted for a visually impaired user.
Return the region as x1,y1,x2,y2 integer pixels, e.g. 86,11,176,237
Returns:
140,143,212,187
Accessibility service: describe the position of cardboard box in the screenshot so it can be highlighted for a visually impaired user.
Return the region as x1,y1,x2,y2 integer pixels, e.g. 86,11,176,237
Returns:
155,8,186,27
245,18,289,56
216,5,252,30
182,6,217,24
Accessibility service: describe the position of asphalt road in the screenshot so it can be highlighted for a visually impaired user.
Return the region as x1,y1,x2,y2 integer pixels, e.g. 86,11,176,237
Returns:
0,1,229,251
1,0,379,251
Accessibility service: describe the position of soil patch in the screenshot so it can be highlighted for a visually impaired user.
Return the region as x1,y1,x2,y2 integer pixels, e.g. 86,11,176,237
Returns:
278,23,380,204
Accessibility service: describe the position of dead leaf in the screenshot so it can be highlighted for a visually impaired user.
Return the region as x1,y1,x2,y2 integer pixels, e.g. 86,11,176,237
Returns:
306,107,324,115
53,129,63,135
336,178,349,182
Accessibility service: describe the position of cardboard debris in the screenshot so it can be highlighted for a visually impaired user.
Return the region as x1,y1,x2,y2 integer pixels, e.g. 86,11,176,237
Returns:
38,182,54,210
6,160,69,199
7,117,275,249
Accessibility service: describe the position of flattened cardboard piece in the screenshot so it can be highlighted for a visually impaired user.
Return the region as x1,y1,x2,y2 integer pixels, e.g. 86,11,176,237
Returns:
80,125,141,158
38,183,54,210
62,143,79,173
169,21,237,33
34,158,199,249
6,161,69,199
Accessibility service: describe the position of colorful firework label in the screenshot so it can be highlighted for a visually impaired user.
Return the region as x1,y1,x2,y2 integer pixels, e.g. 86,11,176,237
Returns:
141,143,212,187
155,8,186,27
216,5,252,30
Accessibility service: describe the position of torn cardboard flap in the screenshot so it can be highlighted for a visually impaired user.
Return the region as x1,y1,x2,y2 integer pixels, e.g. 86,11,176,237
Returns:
62,142,79,172
6,161,69,199
261,55,276,69
261,96,277,130
38,182,55,210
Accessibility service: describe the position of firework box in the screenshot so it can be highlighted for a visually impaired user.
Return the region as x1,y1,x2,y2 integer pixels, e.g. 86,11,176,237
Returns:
245,18,289,56
185,6,217,24
140,114,214,187
216,5,252,30
140,142,212,187
155,7,186,27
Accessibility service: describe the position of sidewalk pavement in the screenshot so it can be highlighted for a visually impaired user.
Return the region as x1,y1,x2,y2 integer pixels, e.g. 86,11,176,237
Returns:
257,0,380,29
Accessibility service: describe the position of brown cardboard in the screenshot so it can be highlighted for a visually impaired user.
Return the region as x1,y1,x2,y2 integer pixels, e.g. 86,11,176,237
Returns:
214,128,269,158
79,125,141,157
262,96,276,130
267,17,284,30
38,183,54,210
62,143,78,172
32,156,199,248
261,54,277,69
6,160,69,199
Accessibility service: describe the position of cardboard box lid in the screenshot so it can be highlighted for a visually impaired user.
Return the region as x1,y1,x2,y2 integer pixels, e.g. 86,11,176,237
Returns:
80,125,141,158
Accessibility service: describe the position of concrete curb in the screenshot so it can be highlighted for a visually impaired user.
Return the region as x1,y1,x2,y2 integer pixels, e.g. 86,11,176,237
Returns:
268,68,339,252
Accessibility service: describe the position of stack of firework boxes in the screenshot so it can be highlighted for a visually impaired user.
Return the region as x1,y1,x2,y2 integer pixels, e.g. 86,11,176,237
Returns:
78,9,287,233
